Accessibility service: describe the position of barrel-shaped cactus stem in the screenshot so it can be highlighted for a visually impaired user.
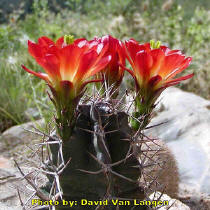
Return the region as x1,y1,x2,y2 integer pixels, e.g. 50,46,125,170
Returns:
19,98,176,210
42,100,147,209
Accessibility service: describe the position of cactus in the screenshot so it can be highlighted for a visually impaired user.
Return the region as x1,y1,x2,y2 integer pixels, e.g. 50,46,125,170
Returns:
18,35,193,210
45,99,145,209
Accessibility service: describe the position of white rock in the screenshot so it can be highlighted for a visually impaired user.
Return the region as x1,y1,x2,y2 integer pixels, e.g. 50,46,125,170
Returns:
146,87,210,194
149,192,190,210
0,203,19,210
178,183,210,210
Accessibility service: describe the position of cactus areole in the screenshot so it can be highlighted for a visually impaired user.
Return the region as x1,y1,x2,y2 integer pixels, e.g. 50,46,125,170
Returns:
22,35,193,209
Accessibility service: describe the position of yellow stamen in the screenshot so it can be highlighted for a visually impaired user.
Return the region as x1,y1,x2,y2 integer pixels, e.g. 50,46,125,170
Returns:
155,40,161,48
150,40,161,49
150,40,155,48
64,35,74,45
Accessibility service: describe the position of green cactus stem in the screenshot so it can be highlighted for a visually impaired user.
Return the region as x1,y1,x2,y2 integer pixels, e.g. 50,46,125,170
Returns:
46,102,146,210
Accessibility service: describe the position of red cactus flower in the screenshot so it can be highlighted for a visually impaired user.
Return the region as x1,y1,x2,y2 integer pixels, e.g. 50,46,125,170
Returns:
22,36,111,100
123,39,193,130
123,39,193,103
22,35,111,140
93,35,125,97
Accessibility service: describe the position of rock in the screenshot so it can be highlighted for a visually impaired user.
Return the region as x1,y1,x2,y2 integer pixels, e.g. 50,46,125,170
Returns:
0,157,21,210
0,154,47,210
0,203,19,210
149,191,190,210
178,183,210,210
0,119,49,210
0,156,12,168
0,119,44,151
146,87,210,194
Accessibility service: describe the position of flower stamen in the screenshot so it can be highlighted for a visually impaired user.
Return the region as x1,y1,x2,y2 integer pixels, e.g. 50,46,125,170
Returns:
150,40,161,49
64,35,75,45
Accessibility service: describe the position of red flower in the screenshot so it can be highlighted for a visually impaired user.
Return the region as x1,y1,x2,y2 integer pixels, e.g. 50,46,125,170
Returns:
123,39,193,130
22,36,111,100
22,36,112,140
123,39,193,103
94,35,125,95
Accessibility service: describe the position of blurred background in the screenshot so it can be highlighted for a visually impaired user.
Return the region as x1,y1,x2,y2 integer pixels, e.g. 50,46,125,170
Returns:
0,0,210,133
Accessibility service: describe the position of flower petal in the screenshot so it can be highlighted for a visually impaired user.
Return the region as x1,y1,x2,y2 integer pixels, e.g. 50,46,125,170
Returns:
125,39,145,62
160,46,170,54
74,38,88,47
165,73,194,86
59,44,84,80
36,54,61,81
165,57,192,80
150,49,165,76
38,36,54,47
134,50,153,82
160,54,186,78
55,37,64,48
74,50,99,81
28,40,44,58
21,65,50,83
167,50,182,55
88,55,112,78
